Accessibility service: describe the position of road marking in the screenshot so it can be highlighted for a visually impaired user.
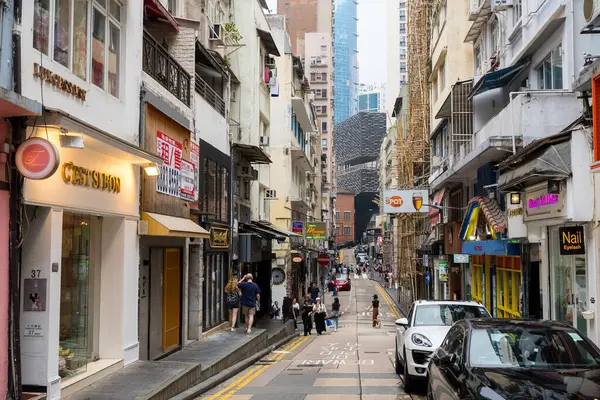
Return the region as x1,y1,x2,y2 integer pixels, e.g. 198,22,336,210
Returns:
376,283,402,319
205,335,308,400
208,335,310,399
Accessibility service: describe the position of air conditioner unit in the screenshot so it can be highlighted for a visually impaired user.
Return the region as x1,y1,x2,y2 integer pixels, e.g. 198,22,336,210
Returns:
265,189,277,199
259,135,270,146
251,168,259,180
209,23,222,40
583,0,600,29
237,165,252,178
265,56,276,67
491,0,513,11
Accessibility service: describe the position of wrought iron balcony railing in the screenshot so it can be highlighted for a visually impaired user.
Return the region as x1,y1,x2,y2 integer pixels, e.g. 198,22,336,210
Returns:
195,74,226,117
143,31,191,106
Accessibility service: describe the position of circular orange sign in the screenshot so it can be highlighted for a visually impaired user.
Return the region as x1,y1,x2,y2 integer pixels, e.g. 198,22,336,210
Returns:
15,138,60,180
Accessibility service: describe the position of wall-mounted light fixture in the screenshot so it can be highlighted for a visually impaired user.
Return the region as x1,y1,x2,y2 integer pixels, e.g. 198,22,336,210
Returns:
510,192,521,205
488,190,496,200
144,163,160,177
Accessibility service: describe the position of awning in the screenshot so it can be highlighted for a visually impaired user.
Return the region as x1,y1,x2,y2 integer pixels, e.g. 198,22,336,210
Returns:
462,240,520,256
142,212,209,238
497,132,571,191
469,59,529,98
253,221,302,238
391,96,403,118
207,48,241,84
291,97,314,131
231,143,272,164
143,0,179,31
459,196,508,242
30,109,163,165
196,40,228,79
256,28,281,56
240,222,286,242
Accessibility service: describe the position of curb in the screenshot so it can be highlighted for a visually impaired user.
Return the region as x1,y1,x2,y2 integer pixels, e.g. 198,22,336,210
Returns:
170,332,300,400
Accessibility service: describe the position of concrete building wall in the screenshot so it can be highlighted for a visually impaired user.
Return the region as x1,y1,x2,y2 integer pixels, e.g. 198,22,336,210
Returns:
335,193,355,244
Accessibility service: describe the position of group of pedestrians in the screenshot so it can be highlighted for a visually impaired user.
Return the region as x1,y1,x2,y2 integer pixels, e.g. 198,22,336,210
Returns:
224,273,261,334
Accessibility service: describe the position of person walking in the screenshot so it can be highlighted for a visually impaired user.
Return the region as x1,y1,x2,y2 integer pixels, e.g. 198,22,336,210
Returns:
313,298,327,335
237,273,261,334
367,294,381,328
331,297,341,332
224,277,241,331
308,282,320,305
301,297,313,336
292,298,300,329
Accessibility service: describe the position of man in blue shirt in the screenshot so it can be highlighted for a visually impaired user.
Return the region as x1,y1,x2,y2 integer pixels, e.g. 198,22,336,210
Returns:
237,273,261,334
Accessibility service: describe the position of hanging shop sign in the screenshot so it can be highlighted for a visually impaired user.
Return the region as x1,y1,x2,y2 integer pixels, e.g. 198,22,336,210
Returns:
190,141,200,201
383,189,429,213
156,131,183,198
366,228,382,237
179,159,195,201
292,221,304,235
292,255,303,263
453,254,469,263
209,227,230,249
461,240,520,256
33,63,87,101
305,222,326,239
15,138,60,180
439,262,448,283
559,226,585,255
61,162,121,193
317,253,330,266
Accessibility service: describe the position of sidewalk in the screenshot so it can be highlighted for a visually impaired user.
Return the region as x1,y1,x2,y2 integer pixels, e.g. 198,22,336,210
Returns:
65,319,295,400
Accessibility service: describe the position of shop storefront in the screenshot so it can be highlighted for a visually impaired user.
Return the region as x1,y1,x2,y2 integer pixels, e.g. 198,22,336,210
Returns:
459,195,521,317
197,139,232,331
18,113,162,398
138,103,209,361
497,129,597,343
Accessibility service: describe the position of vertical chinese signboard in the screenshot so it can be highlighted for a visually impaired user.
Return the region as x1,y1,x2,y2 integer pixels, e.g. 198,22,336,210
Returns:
190,141,200,201
156,131,182,197
179,160,195,201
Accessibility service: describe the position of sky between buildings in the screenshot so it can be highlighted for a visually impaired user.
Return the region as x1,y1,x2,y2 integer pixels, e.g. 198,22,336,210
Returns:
265,0,387,86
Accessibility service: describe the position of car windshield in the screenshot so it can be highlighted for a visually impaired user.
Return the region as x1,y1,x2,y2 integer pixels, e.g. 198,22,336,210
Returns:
469,327,600,369
335,274,348,281
413,304,490,326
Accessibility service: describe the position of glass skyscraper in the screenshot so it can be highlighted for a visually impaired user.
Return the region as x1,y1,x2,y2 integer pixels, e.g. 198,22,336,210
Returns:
333,0,359,126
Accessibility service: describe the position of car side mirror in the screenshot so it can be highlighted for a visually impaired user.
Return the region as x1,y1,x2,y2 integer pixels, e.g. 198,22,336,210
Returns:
439,352,456,365
395,317,408,327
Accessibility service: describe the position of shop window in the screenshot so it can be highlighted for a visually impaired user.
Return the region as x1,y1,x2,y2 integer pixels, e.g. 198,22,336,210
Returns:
496,256,522,319
471,256,483,304
60,212,92,377
592,73,600,162
35,0,122,96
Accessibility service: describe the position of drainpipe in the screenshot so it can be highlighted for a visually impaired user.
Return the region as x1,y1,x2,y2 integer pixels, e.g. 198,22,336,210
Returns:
8,0,22,397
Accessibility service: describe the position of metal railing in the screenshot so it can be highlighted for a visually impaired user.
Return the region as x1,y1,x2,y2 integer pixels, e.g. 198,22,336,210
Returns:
142,31,190,106
195,74,226,117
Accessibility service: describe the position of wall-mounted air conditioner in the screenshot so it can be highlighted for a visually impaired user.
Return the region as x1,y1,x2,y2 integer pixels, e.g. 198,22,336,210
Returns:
251,168,259,181
237,165,252,179
265,189,277,199
491,0,513,12
583,0,600,32
259,135,270,146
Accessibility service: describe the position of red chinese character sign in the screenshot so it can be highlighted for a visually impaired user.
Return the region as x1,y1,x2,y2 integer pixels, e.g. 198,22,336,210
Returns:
190,141,200,201
179,159,195,201
15,138,60,180
156,131,183,197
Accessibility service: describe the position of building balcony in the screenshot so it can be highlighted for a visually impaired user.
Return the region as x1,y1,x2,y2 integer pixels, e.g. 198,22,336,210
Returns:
142,31,191,106
195,74,225,117
291,143,312,172
465,0,491,43
430,90,582,189
292,97,315,132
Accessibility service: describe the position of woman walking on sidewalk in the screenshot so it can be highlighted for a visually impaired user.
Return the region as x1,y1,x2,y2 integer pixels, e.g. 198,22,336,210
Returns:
224,278,241,331
292,298,300,330
331,297,341,332
313,298,327,335
301,297,313,336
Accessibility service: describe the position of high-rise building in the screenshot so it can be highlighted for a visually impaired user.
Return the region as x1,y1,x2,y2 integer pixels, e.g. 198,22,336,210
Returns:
276,0,332,54
385,0,408,121
358,84,385,113
333,0,359,125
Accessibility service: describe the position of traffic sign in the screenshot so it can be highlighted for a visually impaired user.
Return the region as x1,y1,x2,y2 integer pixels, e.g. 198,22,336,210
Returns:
424,271,431,285
317,253,330,266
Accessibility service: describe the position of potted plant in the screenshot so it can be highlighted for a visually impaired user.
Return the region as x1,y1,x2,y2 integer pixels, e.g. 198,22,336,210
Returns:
58,345,75,377
223,23,243,44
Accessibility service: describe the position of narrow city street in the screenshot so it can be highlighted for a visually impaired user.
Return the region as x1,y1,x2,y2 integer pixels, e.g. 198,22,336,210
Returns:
200,277,424,400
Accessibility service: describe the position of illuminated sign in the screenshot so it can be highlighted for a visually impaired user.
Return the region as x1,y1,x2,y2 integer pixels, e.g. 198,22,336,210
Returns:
61,162,121,193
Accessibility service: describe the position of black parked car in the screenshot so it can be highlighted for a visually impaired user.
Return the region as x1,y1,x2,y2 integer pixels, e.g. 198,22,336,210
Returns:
427,319,600,400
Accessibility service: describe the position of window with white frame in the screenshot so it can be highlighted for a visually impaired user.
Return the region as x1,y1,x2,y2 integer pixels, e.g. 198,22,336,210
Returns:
321,120,327,132
168,0,176,14
344,211,350,220
321,138,327,148
536,44,563,90
490,18,499,55
34,0,122,97
513,0,522,24
216,2,225,24
206,0,216,23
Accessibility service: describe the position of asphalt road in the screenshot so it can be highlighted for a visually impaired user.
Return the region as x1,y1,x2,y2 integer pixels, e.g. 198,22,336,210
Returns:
199,276,425,400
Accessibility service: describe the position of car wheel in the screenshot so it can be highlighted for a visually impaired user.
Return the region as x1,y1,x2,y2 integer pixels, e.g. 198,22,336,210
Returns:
403,349,413,393
395,343,403,374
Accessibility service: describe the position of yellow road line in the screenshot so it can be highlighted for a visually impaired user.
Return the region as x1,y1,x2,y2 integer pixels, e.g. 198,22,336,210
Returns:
206,335,309,399
376,283,401,318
